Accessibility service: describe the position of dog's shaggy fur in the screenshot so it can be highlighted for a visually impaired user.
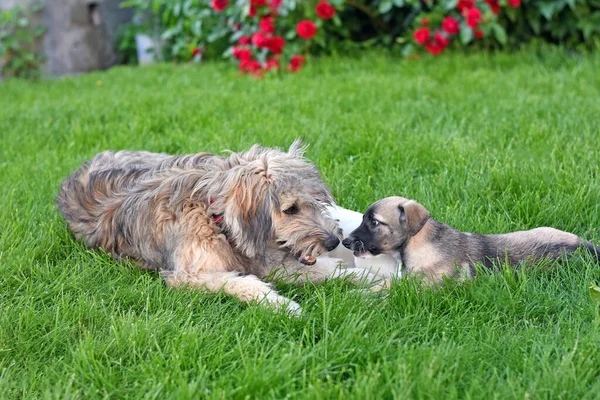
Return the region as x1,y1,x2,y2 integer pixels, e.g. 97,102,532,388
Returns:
56,141,372,314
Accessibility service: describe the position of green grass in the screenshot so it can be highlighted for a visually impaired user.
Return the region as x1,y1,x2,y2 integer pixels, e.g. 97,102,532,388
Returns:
1,50,600,399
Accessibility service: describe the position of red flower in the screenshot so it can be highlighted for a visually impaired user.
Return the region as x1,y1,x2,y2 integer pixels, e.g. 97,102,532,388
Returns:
289,55,305,72
442,16,460,35
484,0,500,14
265,59,280,71
315,1,336,20
268,0,281,15
191,47,202,56
267,36,285,54
252,32,271,48
239,59,261,74
259,17,275,33
251,0,267,6
456,0,475,12
249,5,257,16
211,0,229,12
434,30,450,48
425,42,444,56
238,36,251,45
421,18,429,26
296,20,317,40
233,47,252,61
475,29,484,38
508,0,521,7
464,7,482,28
413,27,430,45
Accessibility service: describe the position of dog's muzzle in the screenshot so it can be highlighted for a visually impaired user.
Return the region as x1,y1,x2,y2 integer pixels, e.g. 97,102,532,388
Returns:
295,235,340,265
324,235,340,251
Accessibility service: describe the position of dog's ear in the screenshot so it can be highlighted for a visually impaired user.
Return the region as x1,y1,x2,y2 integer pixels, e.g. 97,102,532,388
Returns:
221,166,278,262
399,201,430,236
288,138,307,158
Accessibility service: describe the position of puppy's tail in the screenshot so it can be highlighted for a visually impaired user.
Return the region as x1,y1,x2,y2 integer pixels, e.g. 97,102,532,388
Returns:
584,241,600,262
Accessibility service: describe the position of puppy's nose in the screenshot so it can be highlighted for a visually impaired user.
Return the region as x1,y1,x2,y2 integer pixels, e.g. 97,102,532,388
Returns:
341,237,352,249
324,236,340,251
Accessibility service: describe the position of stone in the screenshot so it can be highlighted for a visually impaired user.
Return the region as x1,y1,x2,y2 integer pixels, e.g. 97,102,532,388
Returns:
1,0,133,77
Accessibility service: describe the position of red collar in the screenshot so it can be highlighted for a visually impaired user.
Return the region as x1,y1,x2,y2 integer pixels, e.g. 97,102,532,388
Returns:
209,199,223,223
209,200,231,244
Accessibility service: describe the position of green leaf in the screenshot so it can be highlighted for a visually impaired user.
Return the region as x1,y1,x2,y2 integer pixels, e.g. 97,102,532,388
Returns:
538,1,556,20
528,15,541,35
505,7,518,22
190,20,202,37
379,0,393,14
442,0,458,11
30,2,44,12
33,25,47,37
333,15,341,27
393,0,405,7
578,21,595,41
460,24,473,45
492,24,507,45
285,30,296,40
401,43,414,57
590,284,600,304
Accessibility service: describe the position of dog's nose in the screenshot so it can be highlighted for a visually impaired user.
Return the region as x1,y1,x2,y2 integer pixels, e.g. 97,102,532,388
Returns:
324,236,340,251
341,237,352,249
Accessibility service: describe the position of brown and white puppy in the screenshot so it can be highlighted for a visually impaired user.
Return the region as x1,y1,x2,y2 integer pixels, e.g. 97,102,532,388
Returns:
342,196,600,284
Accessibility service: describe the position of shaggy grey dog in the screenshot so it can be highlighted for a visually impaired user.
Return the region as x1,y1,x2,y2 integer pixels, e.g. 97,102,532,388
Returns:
56,140,372,314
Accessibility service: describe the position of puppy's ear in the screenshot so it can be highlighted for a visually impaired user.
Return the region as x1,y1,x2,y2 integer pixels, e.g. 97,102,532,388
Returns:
221,166,278,262
399,201,430,236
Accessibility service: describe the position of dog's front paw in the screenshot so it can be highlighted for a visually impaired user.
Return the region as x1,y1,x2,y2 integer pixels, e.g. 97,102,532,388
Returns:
283,300,302,316
262,293,302,317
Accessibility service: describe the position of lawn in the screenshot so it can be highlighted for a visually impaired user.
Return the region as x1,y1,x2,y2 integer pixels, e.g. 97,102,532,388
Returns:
1,50,600,399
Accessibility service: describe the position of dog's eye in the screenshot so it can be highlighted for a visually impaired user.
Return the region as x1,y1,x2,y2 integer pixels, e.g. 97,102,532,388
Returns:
372,219,379,227
283,204,299,215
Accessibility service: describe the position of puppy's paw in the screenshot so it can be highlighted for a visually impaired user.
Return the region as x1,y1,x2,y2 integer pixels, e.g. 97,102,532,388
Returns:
370,278,391,293
315,256,348,269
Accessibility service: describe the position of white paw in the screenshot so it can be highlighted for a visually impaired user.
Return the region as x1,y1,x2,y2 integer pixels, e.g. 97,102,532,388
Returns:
315,257,348,269
283,300,303,317
262,293,302,316
369,278,391,294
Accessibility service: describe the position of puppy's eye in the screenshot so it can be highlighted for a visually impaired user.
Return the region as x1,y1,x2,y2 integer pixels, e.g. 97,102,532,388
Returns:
372,219,379,227
283,204,299,215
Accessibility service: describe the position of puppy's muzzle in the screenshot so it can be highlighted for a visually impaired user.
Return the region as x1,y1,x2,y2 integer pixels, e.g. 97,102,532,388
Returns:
342,237,365,253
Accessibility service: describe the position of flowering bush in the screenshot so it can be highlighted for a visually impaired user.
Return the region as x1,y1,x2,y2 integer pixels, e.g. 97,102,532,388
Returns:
398,0,600,56
406,0,522,57
217,0,342,76
123,0,342,77
0,3,46,79
121,0,600,75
